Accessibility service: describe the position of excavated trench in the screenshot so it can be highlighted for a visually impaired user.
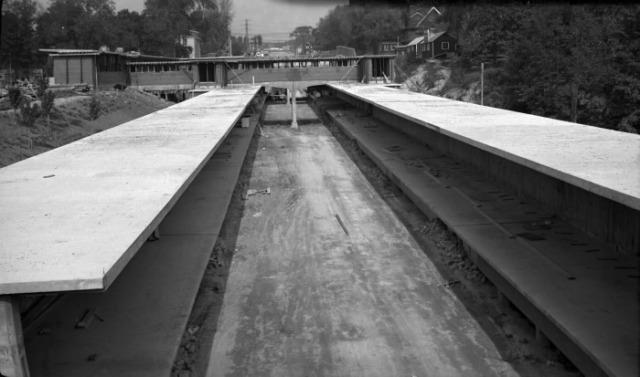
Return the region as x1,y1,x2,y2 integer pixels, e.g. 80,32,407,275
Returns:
172,98,581,377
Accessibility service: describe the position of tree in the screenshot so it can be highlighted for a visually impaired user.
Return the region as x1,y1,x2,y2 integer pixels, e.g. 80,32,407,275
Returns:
112,10,144,51
314,5,403,54
41,90,55,127
230,35,245,56
291,25,313,54
1,0,41,71
37,0,116,49
450,3,640,132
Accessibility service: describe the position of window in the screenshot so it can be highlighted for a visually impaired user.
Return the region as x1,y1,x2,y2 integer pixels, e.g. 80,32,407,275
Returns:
441,41,450,50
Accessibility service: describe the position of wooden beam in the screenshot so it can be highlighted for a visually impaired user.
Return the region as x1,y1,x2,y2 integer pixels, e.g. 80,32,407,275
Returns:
0,296,30,377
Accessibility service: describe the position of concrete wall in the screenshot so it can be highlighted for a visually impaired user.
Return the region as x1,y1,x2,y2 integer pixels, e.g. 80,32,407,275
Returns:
226,67,359,85
334,89,640,255
97,72,127,91
130,71,195,88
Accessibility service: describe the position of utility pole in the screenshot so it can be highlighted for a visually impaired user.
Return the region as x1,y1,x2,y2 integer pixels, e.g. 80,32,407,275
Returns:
245,19,249,56
228,35,233,56
480,62,485,106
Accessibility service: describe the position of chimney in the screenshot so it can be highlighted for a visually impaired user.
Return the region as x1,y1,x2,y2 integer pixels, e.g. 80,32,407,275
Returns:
186,30,201,58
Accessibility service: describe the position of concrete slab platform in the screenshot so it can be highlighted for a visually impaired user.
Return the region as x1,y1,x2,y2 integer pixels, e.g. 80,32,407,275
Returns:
0,86,260,295
23,121,257,377
322,104,639,377
328,84,640,212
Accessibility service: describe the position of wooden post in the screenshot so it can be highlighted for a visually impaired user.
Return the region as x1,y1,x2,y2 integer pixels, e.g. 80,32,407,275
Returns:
291,81,298,129
0,296,30,377
363,58,372,84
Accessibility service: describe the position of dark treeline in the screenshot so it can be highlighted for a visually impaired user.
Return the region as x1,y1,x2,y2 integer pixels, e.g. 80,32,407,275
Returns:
313,3,640,133
313,5,404,54
450,3,640,133
1,0,233,67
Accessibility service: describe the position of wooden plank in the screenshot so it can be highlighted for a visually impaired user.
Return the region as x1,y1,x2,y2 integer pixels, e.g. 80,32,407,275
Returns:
0,86,260,295
328,84,640,212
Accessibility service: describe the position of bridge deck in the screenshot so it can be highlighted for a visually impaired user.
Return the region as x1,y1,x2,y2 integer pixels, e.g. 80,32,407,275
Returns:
0,86,260,295
327,84,640,212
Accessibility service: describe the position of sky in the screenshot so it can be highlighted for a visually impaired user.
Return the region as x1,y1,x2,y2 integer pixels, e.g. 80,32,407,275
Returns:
38,0,347,42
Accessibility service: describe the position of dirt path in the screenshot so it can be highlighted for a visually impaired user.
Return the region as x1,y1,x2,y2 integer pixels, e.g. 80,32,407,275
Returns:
206,124,523,377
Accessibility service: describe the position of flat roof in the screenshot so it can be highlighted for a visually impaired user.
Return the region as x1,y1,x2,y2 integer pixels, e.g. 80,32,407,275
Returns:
43,49,174,61
0,86,261,295
329,83,640,211
126,54,395,66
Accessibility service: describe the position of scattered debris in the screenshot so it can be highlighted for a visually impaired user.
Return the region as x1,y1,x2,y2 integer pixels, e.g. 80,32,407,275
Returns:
439,279,461,288
335,214,349,236
242,187,270,200
147,226,161,242
43,174,55,178
187,326,199,336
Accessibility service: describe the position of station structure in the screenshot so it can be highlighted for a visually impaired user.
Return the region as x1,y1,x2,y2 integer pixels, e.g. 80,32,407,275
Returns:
0,55,638,377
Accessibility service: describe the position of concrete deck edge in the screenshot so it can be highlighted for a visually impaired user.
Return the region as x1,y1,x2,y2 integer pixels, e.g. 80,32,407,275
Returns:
0,87,261,295
327,84,640,212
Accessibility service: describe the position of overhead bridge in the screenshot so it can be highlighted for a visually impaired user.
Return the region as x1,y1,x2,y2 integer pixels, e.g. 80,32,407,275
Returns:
0,83,638,377
127,55,396,97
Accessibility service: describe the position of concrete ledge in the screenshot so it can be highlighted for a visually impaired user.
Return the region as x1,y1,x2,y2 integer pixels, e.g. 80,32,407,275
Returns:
23,121,258,377
326,84,640,255
327,84,640,212
0,86,261,295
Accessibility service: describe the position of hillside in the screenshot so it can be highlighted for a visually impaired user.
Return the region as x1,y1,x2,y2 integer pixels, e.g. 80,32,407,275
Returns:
0,89,171,168
398,59,482,104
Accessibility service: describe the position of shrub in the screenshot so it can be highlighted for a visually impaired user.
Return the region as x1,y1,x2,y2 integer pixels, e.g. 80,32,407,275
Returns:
36,76,49,98
17,101,41,128
89,95,101,120
41,91,56,125
8,86,23,111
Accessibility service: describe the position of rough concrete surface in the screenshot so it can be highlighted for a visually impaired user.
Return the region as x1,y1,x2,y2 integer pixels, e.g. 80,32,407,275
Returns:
329,84,640,212
206,124,525,377
0,86,260,295
23,122,257,377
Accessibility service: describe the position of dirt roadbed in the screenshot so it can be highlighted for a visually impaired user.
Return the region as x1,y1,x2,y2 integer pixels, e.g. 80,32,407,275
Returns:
202,124,545,376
